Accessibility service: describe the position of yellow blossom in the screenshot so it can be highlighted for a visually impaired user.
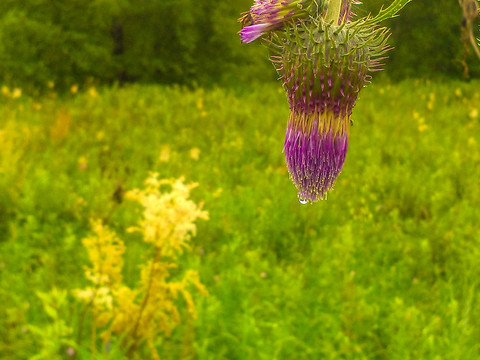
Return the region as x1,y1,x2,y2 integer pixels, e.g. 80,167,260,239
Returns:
469,108,478,119
190,147,200,160
88,87,98,97
418,124,428,132
126,173,208,256
74,175,208,357
11,88,22,99
159,145,170,162
1,86,10,97
196,98,204,110
80,219,125,288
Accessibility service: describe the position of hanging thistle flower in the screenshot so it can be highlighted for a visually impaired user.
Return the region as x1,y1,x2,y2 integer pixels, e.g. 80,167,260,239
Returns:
239,0,412,203
271,19,390,202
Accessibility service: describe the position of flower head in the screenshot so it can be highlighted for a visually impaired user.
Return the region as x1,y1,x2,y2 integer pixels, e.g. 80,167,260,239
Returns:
271,19,390,202
239,0,320,43
239,0,412,203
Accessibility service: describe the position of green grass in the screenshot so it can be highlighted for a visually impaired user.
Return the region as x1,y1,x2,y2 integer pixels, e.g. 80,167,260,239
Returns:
1,79,480,359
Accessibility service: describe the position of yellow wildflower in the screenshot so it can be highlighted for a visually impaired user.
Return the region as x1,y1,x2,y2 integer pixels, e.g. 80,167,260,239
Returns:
418,124,428,132
1,85,9,96
80,219,125,288
469,108,478,119
74,175,208,357
196,98,204,110
190,147,200,160
126,173,208,256
88,87,98,97
11,88,22,99
159,145,170,162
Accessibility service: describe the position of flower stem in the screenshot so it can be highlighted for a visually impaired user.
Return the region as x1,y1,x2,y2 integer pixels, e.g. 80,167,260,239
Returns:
326,0,342,24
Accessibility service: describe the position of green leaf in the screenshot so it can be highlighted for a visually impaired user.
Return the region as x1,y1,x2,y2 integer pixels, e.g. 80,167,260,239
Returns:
364,0,414,25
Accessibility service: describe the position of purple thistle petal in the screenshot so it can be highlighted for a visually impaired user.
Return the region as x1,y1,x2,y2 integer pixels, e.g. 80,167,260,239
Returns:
284,113,349,202
240,23,272,43
238,0,311,43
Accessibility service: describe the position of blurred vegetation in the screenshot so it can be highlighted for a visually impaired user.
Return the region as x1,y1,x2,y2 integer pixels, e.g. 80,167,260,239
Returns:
0,0,478,92
1,80,480,358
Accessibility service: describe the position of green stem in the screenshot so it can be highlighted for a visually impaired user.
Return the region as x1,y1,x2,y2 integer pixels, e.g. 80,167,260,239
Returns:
325,0,342,24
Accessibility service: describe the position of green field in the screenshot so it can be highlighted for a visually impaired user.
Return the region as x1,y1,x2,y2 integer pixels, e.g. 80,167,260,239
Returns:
1,79,480,359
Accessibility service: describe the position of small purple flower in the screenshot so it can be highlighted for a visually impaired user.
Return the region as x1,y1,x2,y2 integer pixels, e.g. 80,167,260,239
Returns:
240,23,272,43
238,0,315,43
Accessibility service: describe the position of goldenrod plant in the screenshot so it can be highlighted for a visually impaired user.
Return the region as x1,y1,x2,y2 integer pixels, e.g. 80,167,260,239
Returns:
31,173,208,359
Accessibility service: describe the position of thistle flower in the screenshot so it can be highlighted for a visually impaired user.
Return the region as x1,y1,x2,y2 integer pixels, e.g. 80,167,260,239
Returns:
240,0,412,203
238,0,323,43
271,19,390,202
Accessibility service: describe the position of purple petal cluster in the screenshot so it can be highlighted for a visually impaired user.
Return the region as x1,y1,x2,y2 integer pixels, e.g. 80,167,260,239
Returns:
284,117,349,202
239,0,307,43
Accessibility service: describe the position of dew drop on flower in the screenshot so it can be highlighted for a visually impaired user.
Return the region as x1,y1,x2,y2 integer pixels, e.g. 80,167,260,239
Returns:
299,198,308,205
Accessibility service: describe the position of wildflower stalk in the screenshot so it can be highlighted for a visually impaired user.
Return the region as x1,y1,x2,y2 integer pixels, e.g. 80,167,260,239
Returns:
91,316,96,360
126,248,161,357
325,0,342,23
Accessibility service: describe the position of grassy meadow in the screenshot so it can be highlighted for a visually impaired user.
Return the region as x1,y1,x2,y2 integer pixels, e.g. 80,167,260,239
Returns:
1,79,480,359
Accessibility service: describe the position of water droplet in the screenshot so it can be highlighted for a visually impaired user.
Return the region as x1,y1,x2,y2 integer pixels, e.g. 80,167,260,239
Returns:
299,198,308,205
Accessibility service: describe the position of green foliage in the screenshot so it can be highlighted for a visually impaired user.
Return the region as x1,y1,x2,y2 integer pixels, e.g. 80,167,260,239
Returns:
27,289,75,360
0,0,274,91
363,0,480,79
364,0,413,25
0,0,478,89
0,1,117,90
1,80,480,358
